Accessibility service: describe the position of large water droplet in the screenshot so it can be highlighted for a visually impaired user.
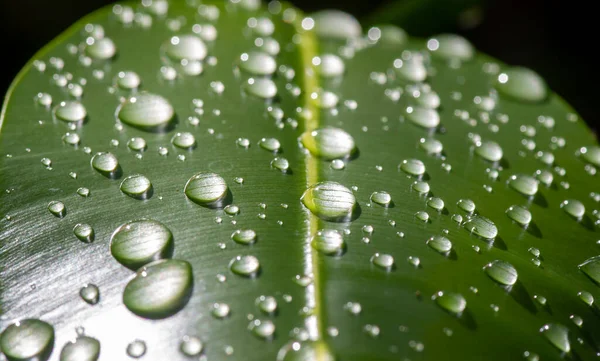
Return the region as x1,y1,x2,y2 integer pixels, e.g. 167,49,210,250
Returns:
229,255,261,277
184,172,229,207
484,260,518,286
123,259,193,319
427,235,452,254
427,34,474,61
54,101,87,122
164,35,207,61
508,174,539,197
371,253,395,270
118,93,174,129
59,335,100,361
311,229,345,256
540,324,570,353
110,219,173,269
561,199,585,219
301,127,356,160
433,291,467,315
464,216,498,239
120,175,152,199
0,319,54,361
312,10,361,40
91,152,119,177
496,67,548,102
579,256,600,285
239,52,277,75
301,181,356,221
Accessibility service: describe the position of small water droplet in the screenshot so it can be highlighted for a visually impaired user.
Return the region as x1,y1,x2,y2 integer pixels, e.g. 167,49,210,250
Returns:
184,173,228,207
371,253,394,270
54,101,87,122
171,132,196,149
245,77,277,99
312,10,361,39
506,205,532,226
91,152,119,177
484,260,518,286
239,52,277,75
393,57,427,83
419,138,443,155
577,291,594,306
127,137,147,151
229,255,260,277
259,137,281,152
411,181,430,194
561,199,585,219
475,140,503,162
432,291,466,315
79,284,100,305
427,235,452,254
427,197,445,211
120,174,152,199
48,200,66,217
457,199,476,213
580,146,600,167
399,159,426,176
311,229,345,256
126,340,147,358
370,191,392,207
73,223,94,243
406,107,440,129
180,335,203,357
211,303,231,319
301,182,356,221
579,256,600,285
231,229,257,245
256,295,278,314
110,219,173,269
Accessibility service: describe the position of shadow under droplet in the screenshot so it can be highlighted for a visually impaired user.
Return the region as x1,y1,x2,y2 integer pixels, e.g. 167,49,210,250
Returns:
509,281,538,315
126,115,179,133
447,249,458,260
491,236,508,251
526,222,542,238
99,165,123,180
458,309,478,331
499,158,510,169
531,192,548,208
579,215,596,231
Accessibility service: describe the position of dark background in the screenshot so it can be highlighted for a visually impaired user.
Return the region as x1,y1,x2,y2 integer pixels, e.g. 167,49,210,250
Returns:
1,0,598,132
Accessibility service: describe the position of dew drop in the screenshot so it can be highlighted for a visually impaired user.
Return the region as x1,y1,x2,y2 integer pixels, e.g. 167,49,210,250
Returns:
580,146,600,167
249,319,275,339
110,219,173,269
312,10,361,40
464,216,498,239
475,140,503,162
171,132,196,149
73,223,95,243
229,255,261,277
126,340,146,358
79,284,100,305
540,324,570,353
484,260,518,286
316,54,344,78
419,138,443,155
118,93,174,129
577,291,594,306
371,253,394,270
578,256,600,285
561,199,585,219
211,303,231,319
427,235,452,254
59,335,100,361
91,152,119,177
231,229,257,245
127,137,147,151
432,291,467,315
184,172,228,207
256,295,278,314
411,181,430,194
393,57,427,83
120,174,152,199
370,191,392,207
0,319,54,361
406,107,440,129
311,229,345,256
301,181,356,221
54,101,87,122
300,127,356,160
427,34,474,61
239,52,277,75
245,77,278,99
259,137,281,152
85,37,117,60
427,197,445,211
496,67,548,103
399,159,426,176
508,174,539,197
164,35,207,61
457,199,476,213
180,335,203,357
48,200,66,217
271,157,290,173
116,71,141,90
506,205,532,226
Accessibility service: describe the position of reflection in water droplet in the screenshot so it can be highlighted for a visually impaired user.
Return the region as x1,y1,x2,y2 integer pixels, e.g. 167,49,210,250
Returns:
0,319,54,361
118,93,174,129
496,67,548,102
59,335,100,361
127,137,147,151
120,175,152,199
301,182,356,221
540,324,570,353
301,127,356,160
74,223,94,243
110,219,173,269
432,291,466,315
91,152,119,176
184,173,228,207
123,259,193,319
484,260,518,286
230,255,261,277
464,216,498,239
411,181,430,194
311,229,345,256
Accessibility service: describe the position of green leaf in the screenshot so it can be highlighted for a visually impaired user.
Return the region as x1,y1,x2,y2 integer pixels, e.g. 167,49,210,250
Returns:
1,1,600,361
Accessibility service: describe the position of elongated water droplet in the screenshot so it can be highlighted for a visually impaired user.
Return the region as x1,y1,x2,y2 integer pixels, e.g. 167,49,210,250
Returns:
561,199,585,219
579,256,600,285
540,324,570,353
301,182,356,221
118,93,174,129
484,260,518,286
580,146,600,167
311,229,345,255
411,181,430,194
116,71,141,90
62,132,80,146
245,78,277,99
60,335,100,361
0,319,54,361
406,107,440,129
127,137,147,151
74,223,94,243
54,101,87,122
301,127,356,160
496,67,548,102
578,291,594,306
371,253,394,270
259,137,281,152
123,259,193,319
427,235,452,254
312,10,361,40
506,205,532,226
231,229,257,245
120,174,152,199
464,216,498,239
427,34,474,61
457,199,476,213
172,132,196,149
432,291,466,315
271,157,290,173
256,295,278,314
184,172,228,207
91,152,119,176
508,175,539,197
370,191,392,207
126,340,146,358
229,255,261,277
48,200,66,217
79,284,100,305
164,35,207,61
400,159,426,177
239,52,276,75
427,197,445,211
180,336,203,357
419,138,443,155
475,140,503,162
110,219,173,269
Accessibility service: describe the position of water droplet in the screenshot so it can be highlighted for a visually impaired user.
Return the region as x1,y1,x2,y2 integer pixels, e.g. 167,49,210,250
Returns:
245,77,277,99
580,146,600,167
54,333,96,361
311,229,345,256
427,34,474,61
427,197,445,211
301,182,356,221
79,284,100,305
91,152,119,177
116,71,141,90
534,294,547,306
171,132,196,149
61,132,80,146
415,211,430,222
371,253,394,270
463,215,497,239
330,159,345,170
411,181,430,194
419,138,443,155
126,340,146,358
276,341,335,361
180,335,203,357
577,291,594,306
110,219,173,269
211,303,231,319
36,92,52,107
370,191,392,207
123,259,192,319
118,93,174,129
271,157,290,173
85,37,116,59
408,256,421,267
229,255,261,277
506,205,532,226
54,101,87,122
239,52,277,75
535,169,553,186
427,235,452,254
236,138,251,149
312,90,339,109
457,199,476,213
496,67,548,102
579,256,600,285
0,319,54,361
224,205,240,216
432,291,467,315
164,35,207,61
48,200,66,217
393,57,427,83
231,229,257,245
399,159,426,176
561,199,585,219
484,260,518,286
300,127,356,160
570,315,583,328
184,173,228,207
127,137,147,151
249,319,275,339
312,10,361,39
508,174,539,197
475,140,503,162
316,54,344,78
540,324,570,353
259,137,281,152
406,106,440,129
256,295,278,314
120,174,152,199
73,223,94,243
